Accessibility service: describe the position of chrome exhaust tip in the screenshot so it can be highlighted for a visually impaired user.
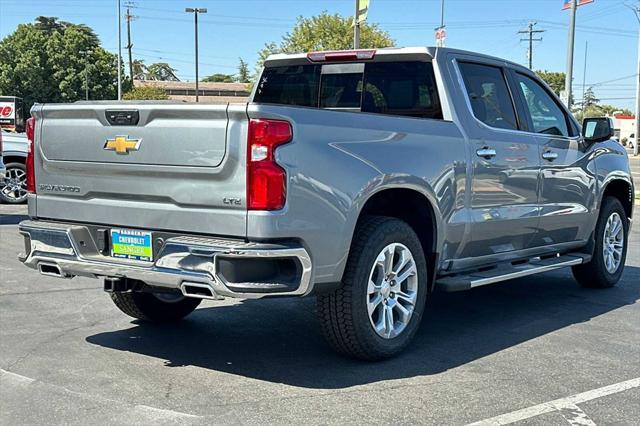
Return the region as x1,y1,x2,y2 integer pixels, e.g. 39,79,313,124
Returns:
38,262,73,279
180,282,222,300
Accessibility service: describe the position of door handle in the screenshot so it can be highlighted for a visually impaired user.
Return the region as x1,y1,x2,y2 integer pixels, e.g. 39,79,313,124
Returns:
542,150,558,161
476,147,497,159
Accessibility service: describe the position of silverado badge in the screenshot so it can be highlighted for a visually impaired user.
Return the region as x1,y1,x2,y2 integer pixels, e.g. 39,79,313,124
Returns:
104,136,141,154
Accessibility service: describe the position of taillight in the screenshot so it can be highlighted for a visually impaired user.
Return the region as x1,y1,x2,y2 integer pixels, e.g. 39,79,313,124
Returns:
26,117,36,193
247,119,292,210
307,49,376,62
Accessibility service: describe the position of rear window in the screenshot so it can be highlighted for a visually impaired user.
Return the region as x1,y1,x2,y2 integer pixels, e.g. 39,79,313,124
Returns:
320,73,363,109
254,61,443,120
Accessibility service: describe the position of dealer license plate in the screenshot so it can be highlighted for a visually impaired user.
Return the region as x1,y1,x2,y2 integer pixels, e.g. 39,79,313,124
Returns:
110,228,153,262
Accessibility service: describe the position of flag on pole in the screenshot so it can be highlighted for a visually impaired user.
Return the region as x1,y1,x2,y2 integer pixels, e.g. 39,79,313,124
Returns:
562,0,594,10
357,0,370,24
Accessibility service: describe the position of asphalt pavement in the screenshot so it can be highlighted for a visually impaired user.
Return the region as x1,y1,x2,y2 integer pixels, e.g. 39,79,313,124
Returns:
1,204,638,425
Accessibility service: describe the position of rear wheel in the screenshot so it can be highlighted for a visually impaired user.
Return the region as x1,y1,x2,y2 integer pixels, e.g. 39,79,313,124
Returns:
317,216,428,360
0,162,28,204
572,196,629,288
110,291,201,322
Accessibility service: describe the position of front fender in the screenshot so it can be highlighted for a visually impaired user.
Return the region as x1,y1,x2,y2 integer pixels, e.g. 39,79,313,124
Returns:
593,141,634,217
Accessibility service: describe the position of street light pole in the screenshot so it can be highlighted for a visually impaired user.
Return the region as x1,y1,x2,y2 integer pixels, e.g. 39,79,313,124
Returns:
564,0,577,109
629,3,640,157
354,0,361,49
185,7,207,103
117,0,122,100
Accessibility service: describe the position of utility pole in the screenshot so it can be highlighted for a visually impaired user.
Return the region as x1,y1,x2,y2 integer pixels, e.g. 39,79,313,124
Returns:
117,0,122,100
116,0,122,101
185,7,207,103
435,0,446,47
354,0,361,49
518,22,544,69
628,1,640,157
125,2,137,83
564,0,577,109
80,50,92,101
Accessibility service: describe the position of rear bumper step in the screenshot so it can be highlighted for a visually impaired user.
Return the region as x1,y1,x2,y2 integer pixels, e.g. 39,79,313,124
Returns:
18,220,313,299
435,253,591,292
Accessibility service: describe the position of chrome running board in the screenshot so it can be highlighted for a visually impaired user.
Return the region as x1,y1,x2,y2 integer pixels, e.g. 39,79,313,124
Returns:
435,253,591,292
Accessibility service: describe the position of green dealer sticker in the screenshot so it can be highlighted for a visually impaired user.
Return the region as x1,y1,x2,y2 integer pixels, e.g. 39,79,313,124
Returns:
110,228,153,262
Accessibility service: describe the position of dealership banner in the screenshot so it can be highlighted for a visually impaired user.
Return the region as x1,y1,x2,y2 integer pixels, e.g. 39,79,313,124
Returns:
0,101,15,126
357,0,370,23
562,0,594,10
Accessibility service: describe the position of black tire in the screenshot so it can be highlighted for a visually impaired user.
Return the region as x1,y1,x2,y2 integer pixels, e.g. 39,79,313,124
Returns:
0,162,28,204
317,216,429,360
572,196,629,288
111,291,201,322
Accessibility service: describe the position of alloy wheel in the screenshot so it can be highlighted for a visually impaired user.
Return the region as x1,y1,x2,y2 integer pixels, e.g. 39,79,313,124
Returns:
602,212,624,274
1,167,28,203
367,243,419,339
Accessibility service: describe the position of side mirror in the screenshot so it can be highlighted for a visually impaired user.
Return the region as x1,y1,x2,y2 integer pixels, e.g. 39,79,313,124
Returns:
582,117,614,143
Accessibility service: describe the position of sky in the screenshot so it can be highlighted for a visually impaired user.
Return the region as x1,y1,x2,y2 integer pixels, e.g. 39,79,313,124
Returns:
0,0,638,110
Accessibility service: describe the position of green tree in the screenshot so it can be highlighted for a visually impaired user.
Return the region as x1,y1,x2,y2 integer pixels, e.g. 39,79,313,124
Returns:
536,70,566,96
123,85,168,100
146,62,179,81
202,73,235,83
575,103,633,122
257,12,395,68
580,87,599,109
237,58,251,83
0,16,122,110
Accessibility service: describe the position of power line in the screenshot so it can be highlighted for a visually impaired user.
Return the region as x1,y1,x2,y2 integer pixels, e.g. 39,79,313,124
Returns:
518,21,544,69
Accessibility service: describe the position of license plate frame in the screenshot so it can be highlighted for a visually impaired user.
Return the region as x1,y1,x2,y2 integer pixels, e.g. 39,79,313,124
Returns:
110,228,153,262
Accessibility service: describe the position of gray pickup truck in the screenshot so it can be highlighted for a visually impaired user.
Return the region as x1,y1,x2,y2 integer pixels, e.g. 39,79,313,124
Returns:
18,47,634,360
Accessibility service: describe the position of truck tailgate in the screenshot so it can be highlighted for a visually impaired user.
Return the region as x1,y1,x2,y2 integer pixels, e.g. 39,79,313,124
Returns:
31,102,248,237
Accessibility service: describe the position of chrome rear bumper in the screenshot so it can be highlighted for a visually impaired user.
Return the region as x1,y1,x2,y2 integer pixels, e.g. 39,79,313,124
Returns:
18,220,313,299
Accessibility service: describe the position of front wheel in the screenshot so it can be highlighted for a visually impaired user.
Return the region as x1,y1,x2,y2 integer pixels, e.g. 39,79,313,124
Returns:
572,197,629,288
111,291,201,322
317,216,428,360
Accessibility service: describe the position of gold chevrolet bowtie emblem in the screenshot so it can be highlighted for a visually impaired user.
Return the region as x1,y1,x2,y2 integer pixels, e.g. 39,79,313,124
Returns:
104,136,141,154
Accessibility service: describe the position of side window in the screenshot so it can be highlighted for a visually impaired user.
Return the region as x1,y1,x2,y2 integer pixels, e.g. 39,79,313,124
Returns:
254,65,320,107
515,73,570,137
458,62,518,130
362,62,443,119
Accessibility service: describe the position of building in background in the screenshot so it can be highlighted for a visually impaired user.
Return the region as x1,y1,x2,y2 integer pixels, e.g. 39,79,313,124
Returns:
133,80,250,103
612,114,637,143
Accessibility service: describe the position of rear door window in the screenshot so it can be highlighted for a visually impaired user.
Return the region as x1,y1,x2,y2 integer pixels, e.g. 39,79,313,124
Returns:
458,62,519,131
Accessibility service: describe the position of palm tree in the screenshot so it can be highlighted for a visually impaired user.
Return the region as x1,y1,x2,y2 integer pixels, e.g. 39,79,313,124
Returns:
132,59,148,80
146,63,179,81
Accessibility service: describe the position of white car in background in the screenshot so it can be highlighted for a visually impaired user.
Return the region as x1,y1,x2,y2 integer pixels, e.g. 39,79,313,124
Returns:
0,129,29,204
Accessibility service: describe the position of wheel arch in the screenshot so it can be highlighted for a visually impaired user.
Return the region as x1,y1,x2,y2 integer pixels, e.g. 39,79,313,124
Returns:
600,178,634,221
353,186,442,291
1,154,27,165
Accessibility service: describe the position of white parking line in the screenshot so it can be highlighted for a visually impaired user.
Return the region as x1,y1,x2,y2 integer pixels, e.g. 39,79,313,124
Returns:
468,377,640,426
0,368,202,421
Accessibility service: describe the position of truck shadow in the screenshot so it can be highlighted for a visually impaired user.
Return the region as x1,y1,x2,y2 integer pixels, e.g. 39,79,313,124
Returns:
86,266,640,389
